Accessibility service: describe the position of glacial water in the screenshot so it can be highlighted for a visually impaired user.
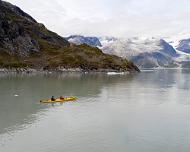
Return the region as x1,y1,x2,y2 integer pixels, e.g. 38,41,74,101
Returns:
1,70,190,152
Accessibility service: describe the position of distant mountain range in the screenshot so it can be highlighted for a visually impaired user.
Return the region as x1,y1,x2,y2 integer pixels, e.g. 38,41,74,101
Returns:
66,35,102,47
67,35,190,68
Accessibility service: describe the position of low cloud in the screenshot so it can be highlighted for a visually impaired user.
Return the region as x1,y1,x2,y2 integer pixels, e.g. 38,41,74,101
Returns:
6,0,190,38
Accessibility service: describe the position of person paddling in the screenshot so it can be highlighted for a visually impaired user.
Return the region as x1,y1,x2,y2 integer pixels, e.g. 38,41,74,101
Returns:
51,96,55,101
60,96,64,100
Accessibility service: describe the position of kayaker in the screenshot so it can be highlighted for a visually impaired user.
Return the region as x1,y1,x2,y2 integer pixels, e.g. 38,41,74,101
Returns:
60,96,64,100
51,96,55,101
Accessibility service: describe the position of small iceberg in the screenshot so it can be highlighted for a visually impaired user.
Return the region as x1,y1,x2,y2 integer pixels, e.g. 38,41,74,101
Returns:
107,72,125,75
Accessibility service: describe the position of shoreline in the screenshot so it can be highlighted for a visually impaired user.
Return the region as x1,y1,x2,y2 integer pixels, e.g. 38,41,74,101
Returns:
0,68,138,74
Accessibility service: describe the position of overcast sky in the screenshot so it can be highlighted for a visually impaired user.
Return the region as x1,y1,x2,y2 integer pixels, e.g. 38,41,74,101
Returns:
6,0,190,38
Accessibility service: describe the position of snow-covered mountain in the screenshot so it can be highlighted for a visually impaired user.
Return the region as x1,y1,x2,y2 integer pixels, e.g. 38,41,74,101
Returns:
66,35,190,68
66,35,102,47
100,37,176,56
100,37,180,68
166,36,190,68
176,38,190,54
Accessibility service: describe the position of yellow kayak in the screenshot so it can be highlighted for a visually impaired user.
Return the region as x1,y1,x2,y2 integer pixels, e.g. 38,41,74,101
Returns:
40,97,77,103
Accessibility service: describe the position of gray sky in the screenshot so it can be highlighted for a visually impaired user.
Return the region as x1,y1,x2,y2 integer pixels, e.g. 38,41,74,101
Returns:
6,0,190,38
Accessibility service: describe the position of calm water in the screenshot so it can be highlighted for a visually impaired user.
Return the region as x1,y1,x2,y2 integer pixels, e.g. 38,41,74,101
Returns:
1,70,190,152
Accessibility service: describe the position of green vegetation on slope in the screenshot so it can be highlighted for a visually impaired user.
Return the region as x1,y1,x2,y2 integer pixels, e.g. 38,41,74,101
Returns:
0,44,140,72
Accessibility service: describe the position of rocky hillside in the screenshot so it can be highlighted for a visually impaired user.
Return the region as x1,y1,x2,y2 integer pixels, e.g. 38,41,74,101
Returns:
0,0,69,56
0,1,139,72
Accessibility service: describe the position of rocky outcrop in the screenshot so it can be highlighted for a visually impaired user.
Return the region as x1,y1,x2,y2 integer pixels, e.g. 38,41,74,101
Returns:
0,0,69,56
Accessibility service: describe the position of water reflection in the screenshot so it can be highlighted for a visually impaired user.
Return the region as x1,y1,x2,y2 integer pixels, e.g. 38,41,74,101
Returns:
1,70,190,152
0,73,137,135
